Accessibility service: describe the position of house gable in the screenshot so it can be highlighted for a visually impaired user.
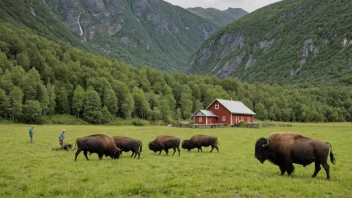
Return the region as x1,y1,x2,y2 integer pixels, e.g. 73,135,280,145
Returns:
207,101,232,124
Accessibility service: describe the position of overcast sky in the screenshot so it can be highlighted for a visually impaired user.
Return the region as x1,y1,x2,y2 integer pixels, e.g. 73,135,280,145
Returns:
163,0,281,13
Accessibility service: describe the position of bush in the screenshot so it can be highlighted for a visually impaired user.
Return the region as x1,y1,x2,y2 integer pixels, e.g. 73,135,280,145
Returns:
132,119,150,126
234,121,248,128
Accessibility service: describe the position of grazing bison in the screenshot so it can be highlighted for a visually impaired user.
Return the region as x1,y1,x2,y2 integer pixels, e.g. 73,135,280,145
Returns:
182,134,219,152
255,132,336,180
149,135,180,156
113,136,142,159
74,134,121,161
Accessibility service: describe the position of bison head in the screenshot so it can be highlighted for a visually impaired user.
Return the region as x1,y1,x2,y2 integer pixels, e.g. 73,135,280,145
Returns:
148,141,159,153
181,140,193,150
254,138,270,164
109,148,121,159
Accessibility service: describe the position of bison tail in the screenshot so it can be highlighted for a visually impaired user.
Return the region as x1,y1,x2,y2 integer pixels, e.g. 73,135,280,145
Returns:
326,142,336,165
216,139,220,145
139,140,143,153
72,139,78,151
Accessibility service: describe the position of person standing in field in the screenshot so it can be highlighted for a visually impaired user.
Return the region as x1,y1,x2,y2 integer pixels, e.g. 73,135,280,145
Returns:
29,125,34,143
59,129,66,147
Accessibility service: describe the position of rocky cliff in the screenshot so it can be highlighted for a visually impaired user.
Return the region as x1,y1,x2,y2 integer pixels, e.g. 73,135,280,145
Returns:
41,0,223,72
186,0,352,85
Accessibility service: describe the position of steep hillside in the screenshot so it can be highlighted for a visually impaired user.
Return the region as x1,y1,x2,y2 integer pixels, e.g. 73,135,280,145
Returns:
186,0,352,85
0,0,219,73
0,0,87,48
187,7,247,27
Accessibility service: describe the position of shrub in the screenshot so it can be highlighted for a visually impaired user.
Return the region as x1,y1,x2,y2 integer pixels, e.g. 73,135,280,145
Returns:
132,119,150,126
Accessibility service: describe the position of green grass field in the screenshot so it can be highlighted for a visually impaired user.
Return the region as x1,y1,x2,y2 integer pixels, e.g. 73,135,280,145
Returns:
0,123,351,197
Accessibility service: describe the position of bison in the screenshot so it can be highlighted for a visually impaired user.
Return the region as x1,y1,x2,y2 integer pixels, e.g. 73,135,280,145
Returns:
182,134,219,152
113,136,142,159
74,134,121,161
255,132,336,180
149,135,180,156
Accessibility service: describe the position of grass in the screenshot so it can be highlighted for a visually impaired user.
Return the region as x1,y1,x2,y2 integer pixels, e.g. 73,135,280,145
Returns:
0,123,351,197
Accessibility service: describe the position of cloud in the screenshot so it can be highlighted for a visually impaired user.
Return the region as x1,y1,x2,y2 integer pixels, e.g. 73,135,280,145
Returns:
163,0,281,12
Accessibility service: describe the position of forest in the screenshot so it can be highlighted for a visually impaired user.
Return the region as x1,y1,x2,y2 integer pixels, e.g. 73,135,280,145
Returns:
1,23,352,124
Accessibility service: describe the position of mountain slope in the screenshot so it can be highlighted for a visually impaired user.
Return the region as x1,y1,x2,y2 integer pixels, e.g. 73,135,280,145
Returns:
0,0,88,48
185,0,352,85
224,8,248,19
0,0,225,73
187,7,247,27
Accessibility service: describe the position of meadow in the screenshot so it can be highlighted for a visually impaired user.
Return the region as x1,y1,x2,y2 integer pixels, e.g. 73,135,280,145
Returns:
0,123,351,198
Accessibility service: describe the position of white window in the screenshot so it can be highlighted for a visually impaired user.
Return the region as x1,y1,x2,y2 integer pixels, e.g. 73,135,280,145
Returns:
199,117,202,122
241,116,244,121
247,117,251,123
215,103,219,109
222,116,226,121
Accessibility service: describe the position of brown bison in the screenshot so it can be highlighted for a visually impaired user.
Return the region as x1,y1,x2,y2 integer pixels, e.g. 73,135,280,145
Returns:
255,132,336,180
149,135,180,156
182,134,219,152
74,134,121,161
113,136,142,159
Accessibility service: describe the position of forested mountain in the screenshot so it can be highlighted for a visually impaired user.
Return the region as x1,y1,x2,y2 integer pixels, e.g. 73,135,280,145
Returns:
187,7,247,27
0,0,242,73
1,23,351,124
185,0,352,85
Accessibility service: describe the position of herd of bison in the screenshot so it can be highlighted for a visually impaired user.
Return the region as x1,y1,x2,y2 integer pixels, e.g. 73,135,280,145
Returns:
59,133,336,180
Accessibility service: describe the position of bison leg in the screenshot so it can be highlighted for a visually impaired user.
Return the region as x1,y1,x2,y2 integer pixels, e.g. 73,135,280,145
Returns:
98,153,103,160
83,150,89,160
172,148,176,156
210,145,219,153
322,163,330,180
137,152,140,159
214,145,219,152
131,151,137,158
286,161,295,176
75,149,82,161
312,161,321,178
177,147,180,156
279,166,286,176
165,149,169,155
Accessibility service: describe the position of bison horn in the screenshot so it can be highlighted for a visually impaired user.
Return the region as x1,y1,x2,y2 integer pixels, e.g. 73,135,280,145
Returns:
262,138,270,148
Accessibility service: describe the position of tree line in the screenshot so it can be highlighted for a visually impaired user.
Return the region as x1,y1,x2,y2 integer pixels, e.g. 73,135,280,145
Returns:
0,23,351,124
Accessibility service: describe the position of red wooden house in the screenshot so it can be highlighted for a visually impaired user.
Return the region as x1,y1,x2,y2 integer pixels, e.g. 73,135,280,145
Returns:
192,99,256,125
